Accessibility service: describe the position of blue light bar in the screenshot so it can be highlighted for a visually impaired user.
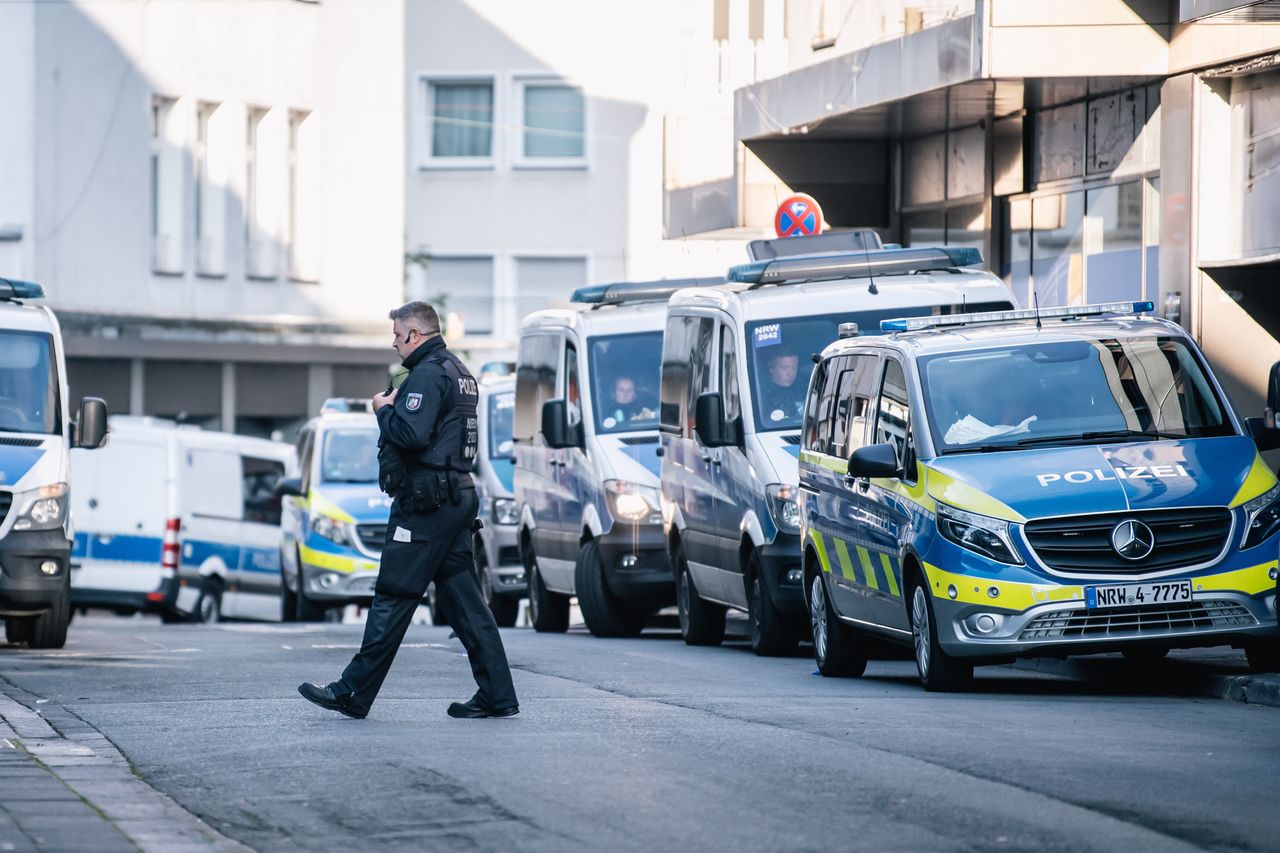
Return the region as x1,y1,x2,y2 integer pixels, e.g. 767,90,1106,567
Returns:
879,301,1155,332
571,277,722,306
726,246,982,286
0,278,45,300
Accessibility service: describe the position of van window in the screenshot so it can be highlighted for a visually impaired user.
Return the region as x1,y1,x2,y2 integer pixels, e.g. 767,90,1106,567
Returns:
243,456,286,525
564,342,582,427
660,315,713,436
719,324,741,422
514,334,560,442
590,332,662,433
808,356,844,455
833,355,880,459
802,359,828,450
0,330,60,435
297,427,315,493
321,429,379,483
873,359,912,473
489,391,515,459
183,449,241,519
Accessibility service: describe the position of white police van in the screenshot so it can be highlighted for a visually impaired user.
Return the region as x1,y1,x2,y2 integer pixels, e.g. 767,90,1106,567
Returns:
70,417,297,623
471,375,523,625
660,242,1016,655
514,278,720,635
0,278,107,648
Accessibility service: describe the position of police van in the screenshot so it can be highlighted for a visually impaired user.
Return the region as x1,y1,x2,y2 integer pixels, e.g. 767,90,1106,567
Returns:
471,375,523,625
0,278,107,648
660,243,1015,656
514,278,719,636
70,417,296,623
278,407,388,620
799,301,1280,690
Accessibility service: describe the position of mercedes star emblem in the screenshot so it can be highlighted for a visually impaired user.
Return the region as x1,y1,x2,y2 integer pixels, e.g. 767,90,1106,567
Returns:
1111,519,1155,561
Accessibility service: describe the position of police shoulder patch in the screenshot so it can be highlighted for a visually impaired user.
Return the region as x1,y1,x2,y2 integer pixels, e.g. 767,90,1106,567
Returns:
405,392,423,412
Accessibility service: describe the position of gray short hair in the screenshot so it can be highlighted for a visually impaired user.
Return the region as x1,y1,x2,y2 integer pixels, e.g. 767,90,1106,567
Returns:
388,301,441,336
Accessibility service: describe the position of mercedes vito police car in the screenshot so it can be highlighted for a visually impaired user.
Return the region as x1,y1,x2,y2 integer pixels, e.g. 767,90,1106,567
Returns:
661,243,1015,656
471,374,523,626
798,301,1280,690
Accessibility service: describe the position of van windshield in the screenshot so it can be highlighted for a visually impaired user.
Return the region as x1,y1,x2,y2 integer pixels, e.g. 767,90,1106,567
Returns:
589,331,662,434
919,336,1235,453
0,330,59,435
489,391,514,459
744,302,1011,431
321,429,380,483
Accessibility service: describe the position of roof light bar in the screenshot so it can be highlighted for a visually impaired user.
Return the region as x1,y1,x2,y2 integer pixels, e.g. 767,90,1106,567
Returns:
0,278,45,300
571,277,723,306
747,228,883,261
838,322,860,338
879,301,1155,333
727,246,982,286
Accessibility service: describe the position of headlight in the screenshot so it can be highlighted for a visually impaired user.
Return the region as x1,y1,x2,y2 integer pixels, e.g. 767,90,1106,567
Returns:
604,480,661,524
936,503,1023,565
1242,484,1280,550
765,483,801,535
12,483,69,531
311,513,352,546
491,498,519,526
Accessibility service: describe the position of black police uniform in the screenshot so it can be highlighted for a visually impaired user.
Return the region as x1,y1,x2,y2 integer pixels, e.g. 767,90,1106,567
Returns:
331,336,518,716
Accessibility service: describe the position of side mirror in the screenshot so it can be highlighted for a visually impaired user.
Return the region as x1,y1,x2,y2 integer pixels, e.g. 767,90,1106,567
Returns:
847,442,901,479
74,397,108,449
1266,360,1280,428
1245,417,1280,452
274,477,304,498
694,393,725,447
541,399,581,449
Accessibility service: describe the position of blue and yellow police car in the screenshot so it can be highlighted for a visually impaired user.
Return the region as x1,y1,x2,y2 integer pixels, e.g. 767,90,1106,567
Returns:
798,301,1280,690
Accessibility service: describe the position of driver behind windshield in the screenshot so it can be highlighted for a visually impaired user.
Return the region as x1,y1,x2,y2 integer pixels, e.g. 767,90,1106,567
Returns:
602,375,655,427
759,350,806,426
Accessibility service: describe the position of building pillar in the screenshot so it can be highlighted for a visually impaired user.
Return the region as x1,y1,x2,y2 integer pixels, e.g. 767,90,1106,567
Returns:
129,359,144,415
221,362,235,433
307,365,334,416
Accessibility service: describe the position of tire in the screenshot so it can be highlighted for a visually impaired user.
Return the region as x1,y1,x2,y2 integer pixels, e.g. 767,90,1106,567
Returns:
190,578,222,624
575,540,645,638
747,551,798,657
5,617,33,645
294,552,327,622
909,583,973,692
527,550,569,633
1122,645,1169,664
28,591,70,650
676,544,724,646
809,571,867,677
476,548,518,627
280,556,299,623
1244,638,1280,673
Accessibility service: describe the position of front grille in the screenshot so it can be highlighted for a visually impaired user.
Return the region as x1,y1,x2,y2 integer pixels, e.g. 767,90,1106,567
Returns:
0,490,11,526
0,437,41,448
618,435,659,446
781,434,802,445
1020,600,1256,641
1023,507,1232,574
356,524,386,553
497,545,521,565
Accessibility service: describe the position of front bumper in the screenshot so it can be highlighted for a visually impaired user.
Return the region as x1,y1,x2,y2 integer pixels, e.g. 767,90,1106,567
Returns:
598,522,672,606
756,532,805,619
297,542,380,604
924,560,1280,660
483,524,526,598
0,530,71,615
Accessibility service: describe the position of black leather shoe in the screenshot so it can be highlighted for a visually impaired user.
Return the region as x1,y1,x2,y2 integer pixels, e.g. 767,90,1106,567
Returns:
446,696,519,719
298,682,367,719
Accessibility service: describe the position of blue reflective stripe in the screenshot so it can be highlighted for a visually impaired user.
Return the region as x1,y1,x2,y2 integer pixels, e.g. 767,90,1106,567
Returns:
183,539,240,569
74,533,278,574
77,533,164,564
72,532,89,559
0,446,46,487
239,547,280,574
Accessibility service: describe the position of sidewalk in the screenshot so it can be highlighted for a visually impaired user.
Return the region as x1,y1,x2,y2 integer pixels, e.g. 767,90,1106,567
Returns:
1013,645,1280,707
0,682,249,852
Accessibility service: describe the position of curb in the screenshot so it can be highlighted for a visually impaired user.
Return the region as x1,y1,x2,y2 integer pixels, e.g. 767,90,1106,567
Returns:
1013,656,1280,708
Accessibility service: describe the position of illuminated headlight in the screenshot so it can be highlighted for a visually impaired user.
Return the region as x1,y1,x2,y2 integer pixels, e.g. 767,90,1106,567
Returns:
936,503,1023,566
604,480,662,524
1242,484,1280,550
766,484,801,535
311,514,353,546
12,483,69,531
491,498,519,526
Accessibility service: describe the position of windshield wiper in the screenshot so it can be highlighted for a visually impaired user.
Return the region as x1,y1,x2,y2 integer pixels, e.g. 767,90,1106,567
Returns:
1011,429,1183,448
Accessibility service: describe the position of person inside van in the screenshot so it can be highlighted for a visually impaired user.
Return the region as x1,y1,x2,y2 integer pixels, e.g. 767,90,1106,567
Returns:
760,350,806,425
604,376,655,427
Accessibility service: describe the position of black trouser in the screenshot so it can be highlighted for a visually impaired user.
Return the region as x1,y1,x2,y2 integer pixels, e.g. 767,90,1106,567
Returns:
334,489,517,715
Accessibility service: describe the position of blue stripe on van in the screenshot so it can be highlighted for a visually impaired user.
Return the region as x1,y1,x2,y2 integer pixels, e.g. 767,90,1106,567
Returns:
75,533,279,574
183,539,240,571
0,446,46,487
239,547,280,574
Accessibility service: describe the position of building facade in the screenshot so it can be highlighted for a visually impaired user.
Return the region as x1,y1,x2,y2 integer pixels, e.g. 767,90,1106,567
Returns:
670,0,1280,414
0,0,406,437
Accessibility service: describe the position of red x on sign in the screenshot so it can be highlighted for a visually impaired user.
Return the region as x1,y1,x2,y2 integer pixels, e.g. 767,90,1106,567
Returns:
775,193,823,238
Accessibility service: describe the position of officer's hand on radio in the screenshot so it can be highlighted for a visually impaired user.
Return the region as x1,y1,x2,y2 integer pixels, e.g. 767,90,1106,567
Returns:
372,387,398,411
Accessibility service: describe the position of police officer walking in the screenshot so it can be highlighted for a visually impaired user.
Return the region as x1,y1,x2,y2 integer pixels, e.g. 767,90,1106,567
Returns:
299,302,519,720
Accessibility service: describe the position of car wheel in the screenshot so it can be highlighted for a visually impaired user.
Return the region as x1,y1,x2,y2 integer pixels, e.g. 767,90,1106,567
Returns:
575,540,645,637
190,578,222,624
747,551,798,657
910,583,973,692
676,544,724,646
475,549,517,627
294,550,327,622
28,590,71,649
810,571,866,677
5,617,33,645
280,558,299,623
1244,638,1280,673
527,550,569,633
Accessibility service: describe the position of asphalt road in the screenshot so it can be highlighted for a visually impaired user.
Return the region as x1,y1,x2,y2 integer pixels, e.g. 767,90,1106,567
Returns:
1,614,1276,853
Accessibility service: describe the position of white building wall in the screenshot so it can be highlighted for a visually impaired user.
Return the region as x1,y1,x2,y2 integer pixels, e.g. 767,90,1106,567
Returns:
0,2,37,280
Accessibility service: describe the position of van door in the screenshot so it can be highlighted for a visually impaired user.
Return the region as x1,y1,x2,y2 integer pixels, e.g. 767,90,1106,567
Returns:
515,332,567,585
864,357,915,630
280,426,313,594
179,446,243,615
711,321,750,607
550,338,587,590
232,453,288,620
